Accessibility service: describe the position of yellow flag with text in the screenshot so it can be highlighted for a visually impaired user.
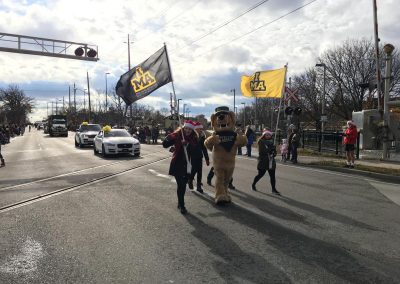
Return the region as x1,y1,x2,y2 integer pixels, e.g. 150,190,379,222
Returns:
241,67,286,98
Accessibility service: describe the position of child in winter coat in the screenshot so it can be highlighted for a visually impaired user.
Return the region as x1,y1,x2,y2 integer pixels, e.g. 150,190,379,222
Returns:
280,139,288,162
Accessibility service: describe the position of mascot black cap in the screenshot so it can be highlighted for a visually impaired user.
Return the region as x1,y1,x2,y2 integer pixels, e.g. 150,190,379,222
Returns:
215,106,230,114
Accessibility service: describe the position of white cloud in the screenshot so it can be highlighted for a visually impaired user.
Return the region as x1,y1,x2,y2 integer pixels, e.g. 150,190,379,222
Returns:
0,0,399,122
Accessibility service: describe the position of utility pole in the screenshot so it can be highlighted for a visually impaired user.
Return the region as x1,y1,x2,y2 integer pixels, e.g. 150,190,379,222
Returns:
68,86,71,110
231,88,236,116
127,34,134,119
382,43,395,159
241,102,246,125
87,71,91,122
73,83,76,113
372,0,382,111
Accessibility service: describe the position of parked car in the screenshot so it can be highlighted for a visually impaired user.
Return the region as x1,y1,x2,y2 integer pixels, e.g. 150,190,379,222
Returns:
93,129,140,157
75,123,101,148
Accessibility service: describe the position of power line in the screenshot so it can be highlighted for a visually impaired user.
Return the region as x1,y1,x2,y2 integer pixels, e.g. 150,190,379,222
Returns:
171,0,271,52
174,0,318,66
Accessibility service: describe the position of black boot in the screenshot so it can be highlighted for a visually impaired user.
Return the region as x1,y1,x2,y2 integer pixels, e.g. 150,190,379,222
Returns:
272,189,281,195
196,183,204,193
177,204,187,214
188,179,194,190
251,183,257,191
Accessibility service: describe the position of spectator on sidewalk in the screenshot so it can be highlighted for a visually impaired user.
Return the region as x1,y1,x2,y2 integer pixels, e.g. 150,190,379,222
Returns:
290,128,301,164
280,139,289,162
343,120,358,168
245,125,255,157
252,129,280,195
236,125,243,155
0,128,6,167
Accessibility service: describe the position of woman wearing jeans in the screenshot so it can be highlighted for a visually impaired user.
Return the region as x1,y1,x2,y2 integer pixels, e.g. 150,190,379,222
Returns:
251,130,280,195
163,121,198,214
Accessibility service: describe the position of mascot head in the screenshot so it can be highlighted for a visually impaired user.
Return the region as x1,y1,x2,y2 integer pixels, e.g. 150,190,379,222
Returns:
211,106,236,132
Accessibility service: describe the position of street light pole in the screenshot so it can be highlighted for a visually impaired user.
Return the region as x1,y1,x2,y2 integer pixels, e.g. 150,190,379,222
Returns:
105,72,110,112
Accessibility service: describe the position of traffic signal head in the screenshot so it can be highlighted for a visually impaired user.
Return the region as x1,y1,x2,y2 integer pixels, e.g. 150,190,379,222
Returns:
284,107,293,115
294,107,302,115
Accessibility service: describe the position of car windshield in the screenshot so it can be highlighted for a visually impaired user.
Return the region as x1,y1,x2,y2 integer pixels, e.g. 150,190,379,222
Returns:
104,130,131,137
80,125,101,132
53,119,66,124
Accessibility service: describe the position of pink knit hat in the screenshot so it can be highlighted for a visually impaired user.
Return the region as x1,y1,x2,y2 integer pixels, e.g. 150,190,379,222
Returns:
262,130,273,137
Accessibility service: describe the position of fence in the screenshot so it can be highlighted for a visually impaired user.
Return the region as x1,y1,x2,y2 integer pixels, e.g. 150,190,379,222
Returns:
270,130,360,159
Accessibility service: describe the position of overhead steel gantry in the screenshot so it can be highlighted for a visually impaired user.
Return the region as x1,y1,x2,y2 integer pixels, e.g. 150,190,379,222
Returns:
0,32,99,61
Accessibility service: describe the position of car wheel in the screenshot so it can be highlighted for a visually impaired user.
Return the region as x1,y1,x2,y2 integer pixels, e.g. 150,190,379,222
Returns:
134,152,140,157
79,139,83,148
102,144,108,157
75,139,79,147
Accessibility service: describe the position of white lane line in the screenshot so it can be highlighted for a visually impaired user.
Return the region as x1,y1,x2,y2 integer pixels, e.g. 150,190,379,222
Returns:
0,237,44,275
236,155,400,186
148,169,175,183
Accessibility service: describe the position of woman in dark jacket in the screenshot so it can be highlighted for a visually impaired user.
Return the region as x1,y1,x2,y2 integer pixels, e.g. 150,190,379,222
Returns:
251,130,280,195
163,121,198,214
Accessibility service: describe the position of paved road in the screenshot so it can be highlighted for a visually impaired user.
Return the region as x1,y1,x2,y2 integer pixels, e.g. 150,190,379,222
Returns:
1,129,400,283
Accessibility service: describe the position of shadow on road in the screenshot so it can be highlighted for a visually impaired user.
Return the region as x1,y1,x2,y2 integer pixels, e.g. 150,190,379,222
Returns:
184,213,292,283
191,196,398,283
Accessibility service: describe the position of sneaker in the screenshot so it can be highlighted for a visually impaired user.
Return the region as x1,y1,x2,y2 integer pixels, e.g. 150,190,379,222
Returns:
272,189,281,195
252,184,257,191
188,179,194,190
196,185,204,193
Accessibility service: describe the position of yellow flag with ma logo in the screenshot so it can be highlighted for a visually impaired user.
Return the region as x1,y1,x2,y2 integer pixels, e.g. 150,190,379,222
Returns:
241,67,286,98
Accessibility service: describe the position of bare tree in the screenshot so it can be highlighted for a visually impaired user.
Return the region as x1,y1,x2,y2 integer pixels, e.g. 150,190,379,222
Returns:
0,85,35,124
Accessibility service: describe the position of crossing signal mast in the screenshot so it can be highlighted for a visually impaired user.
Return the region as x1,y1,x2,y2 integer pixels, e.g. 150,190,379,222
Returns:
0,32,99,61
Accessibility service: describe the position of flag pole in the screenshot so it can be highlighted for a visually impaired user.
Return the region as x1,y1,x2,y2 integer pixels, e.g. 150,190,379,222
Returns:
164,43,191,174
273,64,288,146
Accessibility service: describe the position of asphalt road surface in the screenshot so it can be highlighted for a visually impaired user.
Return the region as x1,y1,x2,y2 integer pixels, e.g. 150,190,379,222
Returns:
1,129,400,283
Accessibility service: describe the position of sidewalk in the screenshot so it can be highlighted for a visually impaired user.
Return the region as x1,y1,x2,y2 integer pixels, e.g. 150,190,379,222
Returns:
239,147,400,184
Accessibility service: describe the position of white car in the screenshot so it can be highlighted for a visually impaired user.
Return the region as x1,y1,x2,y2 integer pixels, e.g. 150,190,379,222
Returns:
75,124,101,148
93,129,140,157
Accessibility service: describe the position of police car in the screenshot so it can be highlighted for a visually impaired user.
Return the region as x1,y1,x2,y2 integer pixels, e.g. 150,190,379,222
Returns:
75,123,101,148
93,128,140,157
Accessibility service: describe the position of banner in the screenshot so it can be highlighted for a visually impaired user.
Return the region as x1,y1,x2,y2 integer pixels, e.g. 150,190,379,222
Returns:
116,46,172,105
241,67,286,98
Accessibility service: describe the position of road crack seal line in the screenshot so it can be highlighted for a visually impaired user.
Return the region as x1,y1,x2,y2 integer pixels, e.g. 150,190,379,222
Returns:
0,156,170,213
0,237,44,275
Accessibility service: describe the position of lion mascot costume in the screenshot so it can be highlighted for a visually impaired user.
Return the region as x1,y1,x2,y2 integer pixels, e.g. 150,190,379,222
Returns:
204,106,247,204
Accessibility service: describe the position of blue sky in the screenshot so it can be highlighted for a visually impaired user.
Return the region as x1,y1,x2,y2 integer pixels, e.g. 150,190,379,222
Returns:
0,0,399,121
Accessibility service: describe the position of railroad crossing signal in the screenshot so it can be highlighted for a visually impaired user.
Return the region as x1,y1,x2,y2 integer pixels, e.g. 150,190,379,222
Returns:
284,87,299,104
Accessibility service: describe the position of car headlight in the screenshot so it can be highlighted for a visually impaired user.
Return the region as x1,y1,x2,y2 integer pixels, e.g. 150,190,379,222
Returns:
104,143,115,147
134,143,140,146
83,135,88,138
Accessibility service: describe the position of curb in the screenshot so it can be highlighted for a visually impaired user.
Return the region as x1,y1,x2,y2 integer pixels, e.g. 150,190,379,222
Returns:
299,163,400,184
